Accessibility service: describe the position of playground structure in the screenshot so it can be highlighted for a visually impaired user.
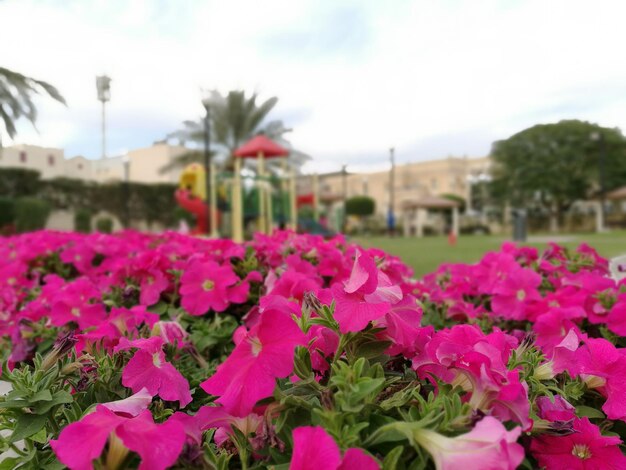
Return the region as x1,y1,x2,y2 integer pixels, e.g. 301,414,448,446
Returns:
176,135,320,240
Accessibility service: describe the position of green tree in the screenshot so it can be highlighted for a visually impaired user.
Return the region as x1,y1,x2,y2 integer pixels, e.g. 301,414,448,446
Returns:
490,120,626,231
345,196,376,217
161,90,290,173
0,67,65,147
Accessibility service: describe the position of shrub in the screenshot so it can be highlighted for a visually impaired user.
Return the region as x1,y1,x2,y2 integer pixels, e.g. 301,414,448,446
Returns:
95,216,113,233
0,197,16,227
14,197,51,232
74,209,92,233
345,196,375,217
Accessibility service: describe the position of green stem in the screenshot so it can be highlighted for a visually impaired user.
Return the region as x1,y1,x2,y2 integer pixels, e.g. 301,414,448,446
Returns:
9,442,27,456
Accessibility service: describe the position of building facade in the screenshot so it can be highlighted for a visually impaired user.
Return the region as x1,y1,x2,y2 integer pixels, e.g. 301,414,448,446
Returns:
297,156,491,233
0,142,187,184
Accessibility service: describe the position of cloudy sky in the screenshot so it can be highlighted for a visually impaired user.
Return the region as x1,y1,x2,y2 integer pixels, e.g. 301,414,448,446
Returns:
2,0,626,173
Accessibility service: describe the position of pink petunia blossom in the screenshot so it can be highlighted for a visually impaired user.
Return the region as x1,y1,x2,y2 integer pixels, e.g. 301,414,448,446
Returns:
51,405,185,470
289,426,378,470
49,277,106,329
117,336,192,407
201,297,306,416
331,250,402,333
179,258,242,314
490,266,542,320
531,417,626,470
413,417,524,470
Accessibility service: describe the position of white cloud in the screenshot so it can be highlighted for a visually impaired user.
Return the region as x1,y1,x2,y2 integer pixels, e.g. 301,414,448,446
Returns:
2,0,626,172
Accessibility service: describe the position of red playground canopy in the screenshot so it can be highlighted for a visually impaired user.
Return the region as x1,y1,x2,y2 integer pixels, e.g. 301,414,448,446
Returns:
234,135,289,158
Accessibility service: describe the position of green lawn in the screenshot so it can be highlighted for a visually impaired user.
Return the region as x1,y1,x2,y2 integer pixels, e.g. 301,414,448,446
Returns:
353,231,626,278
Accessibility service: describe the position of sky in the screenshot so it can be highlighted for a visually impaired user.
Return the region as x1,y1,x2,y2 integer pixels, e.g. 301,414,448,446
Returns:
2,0,626,173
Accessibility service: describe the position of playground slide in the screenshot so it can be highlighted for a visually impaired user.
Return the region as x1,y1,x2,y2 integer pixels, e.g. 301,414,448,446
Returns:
175,188,208,234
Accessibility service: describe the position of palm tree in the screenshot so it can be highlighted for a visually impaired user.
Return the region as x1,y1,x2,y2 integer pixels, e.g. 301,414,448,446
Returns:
161,90,296,174
0,67,66,148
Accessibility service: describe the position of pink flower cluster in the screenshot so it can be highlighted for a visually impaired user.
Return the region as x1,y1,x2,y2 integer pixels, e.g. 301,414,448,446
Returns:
2,231,626,469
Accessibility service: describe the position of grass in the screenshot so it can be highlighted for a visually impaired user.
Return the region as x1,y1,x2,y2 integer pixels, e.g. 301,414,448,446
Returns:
353,231,626,278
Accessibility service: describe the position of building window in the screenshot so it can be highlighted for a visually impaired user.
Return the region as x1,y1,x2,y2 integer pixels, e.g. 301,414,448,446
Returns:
19,152,27,163
431,178,438,190
78,163,83,170
48,155,55,166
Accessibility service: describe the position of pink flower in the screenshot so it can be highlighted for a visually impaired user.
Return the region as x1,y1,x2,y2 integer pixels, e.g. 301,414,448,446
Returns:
117,336,192,407
536,395,576,422
101,388,153,417
575,337,626,420
115,409,186,470
49,277,106,329
50,405,185,470
201,298,306,416
376,294,424,357
289,426,378,470
413,417,523,470
490,266,542,320
531,418,626,470
179,258,241,314
331,251,402,333
153,320,188,347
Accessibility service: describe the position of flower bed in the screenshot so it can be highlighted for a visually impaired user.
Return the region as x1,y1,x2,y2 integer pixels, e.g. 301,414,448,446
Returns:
1,230,626,469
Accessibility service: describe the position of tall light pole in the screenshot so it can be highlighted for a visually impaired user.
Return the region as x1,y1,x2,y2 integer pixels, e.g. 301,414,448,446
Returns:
95,75,111,159
341,164,348,233
201,97,212,236
388,147,395,236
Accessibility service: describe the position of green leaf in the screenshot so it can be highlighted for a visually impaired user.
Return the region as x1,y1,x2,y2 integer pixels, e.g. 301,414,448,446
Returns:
30,427,48,444
29,389,52,403
10,414,48,443
383,446,405,470
0,458,19,470
33,390,72,414
576,405,605,419
0,399,30,409
354,339,392,359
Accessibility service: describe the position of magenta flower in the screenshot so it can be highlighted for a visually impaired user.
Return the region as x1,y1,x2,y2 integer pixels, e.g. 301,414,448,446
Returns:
531,417,626,470
51,405,185,470
491,266,542,320
117,336,192,407
101,388,153,417
115,409,186,470
49,277,106,329
575,337,626,420
331,251,402,333
289,426,378,470
179,258,241,314
153,320,188,348
201,298,306,416
413,417,523,470
536,395,576,422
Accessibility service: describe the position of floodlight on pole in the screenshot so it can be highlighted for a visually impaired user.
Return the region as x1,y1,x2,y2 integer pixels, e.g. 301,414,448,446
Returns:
96,75,111,159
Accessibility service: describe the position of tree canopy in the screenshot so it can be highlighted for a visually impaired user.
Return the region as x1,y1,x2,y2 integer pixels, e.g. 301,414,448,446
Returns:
163,90,298,173
490,120,626,217
345,196,375,217
0,67,65,147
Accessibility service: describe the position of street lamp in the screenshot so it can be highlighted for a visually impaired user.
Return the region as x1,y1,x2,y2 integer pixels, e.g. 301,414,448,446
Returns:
96,75,111,159
388,147,396,236
341,164,348,233
201,95,212,236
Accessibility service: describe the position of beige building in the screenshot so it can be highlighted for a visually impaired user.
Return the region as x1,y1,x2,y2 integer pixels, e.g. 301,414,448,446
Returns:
0,142,188,185
0,144,73,180
298,156,491,234
126,142,187,184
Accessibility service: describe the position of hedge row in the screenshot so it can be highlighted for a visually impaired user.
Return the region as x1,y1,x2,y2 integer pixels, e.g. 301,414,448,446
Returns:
0,168,182,231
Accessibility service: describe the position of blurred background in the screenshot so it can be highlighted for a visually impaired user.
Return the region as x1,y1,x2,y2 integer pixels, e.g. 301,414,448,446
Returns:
2,0,626,274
